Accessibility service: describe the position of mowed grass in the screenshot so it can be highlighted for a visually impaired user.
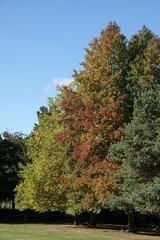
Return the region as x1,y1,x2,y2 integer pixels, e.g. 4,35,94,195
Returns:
0,224,160,240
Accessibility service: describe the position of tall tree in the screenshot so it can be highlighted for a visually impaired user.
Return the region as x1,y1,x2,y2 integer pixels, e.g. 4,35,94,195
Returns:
108,87,160,231
58,23,160,225
74,22,129,105
56,23,133,224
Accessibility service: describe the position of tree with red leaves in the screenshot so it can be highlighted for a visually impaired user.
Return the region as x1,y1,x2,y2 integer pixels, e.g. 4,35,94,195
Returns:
57,23,130,224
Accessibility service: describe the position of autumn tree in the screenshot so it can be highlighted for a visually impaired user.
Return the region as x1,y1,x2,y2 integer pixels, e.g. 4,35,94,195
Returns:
74,22,129,104
15,23,160,227
56,22,132,225
57,88,122,225
58,23,160,225
128,26,160,93
15,100,67,212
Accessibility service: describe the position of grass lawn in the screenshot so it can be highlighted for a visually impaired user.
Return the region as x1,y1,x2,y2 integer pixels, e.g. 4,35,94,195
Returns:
0,224,159,240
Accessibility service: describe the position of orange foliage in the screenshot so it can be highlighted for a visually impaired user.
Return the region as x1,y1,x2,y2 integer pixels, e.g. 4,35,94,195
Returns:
56,22,130,212
57,87,125,210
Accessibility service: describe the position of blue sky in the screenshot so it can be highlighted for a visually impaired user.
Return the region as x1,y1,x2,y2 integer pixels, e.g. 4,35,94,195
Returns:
0,0,160,135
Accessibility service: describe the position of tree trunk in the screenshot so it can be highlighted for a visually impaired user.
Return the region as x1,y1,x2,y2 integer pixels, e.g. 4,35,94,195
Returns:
74,213,79,226
127,210,136,232
12,196,15,210
89,212,96,227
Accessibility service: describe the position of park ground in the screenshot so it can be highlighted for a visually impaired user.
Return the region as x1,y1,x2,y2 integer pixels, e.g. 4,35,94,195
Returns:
0,224,160,240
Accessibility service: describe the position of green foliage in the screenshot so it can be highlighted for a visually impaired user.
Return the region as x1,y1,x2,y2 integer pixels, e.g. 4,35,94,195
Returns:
15,22,160,217
74,22,129,105
108,87,160,213
15,100,67,212
57,22,130,215
0,131,28,208
128,26,160,93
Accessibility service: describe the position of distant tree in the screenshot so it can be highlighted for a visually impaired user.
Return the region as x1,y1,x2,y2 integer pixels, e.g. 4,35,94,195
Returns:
0,131,28,209
108,87,160,231
33,105,51,130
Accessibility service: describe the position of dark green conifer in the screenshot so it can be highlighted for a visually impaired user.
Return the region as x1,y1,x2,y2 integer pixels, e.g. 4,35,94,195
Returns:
108,87,160,231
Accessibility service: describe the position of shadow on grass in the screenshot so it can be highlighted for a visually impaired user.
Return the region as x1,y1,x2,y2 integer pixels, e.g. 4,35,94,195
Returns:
97,223,160,236
0,209,160,237
65,223,160,237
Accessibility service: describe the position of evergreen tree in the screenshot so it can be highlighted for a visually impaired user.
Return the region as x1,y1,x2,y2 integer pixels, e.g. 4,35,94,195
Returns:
108,87,160,231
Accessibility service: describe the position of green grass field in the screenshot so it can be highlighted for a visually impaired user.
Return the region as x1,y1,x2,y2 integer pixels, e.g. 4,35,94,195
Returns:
0,224,159,240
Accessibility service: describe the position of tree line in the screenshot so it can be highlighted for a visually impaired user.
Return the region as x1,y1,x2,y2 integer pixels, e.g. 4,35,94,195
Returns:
1,22,160,231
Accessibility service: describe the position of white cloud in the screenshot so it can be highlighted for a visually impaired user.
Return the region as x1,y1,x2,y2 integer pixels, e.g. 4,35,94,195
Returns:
42,78,73,94
52,77,73,86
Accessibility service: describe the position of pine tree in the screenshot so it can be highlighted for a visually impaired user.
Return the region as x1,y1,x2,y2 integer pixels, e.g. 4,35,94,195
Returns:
108,87,160,231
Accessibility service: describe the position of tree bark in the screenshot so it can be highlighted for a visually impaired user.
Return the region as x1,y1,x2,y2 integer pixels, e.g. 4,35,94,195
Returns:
74,213,79,226
89,212,96,227
127,210,136,232
12,196,15,210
